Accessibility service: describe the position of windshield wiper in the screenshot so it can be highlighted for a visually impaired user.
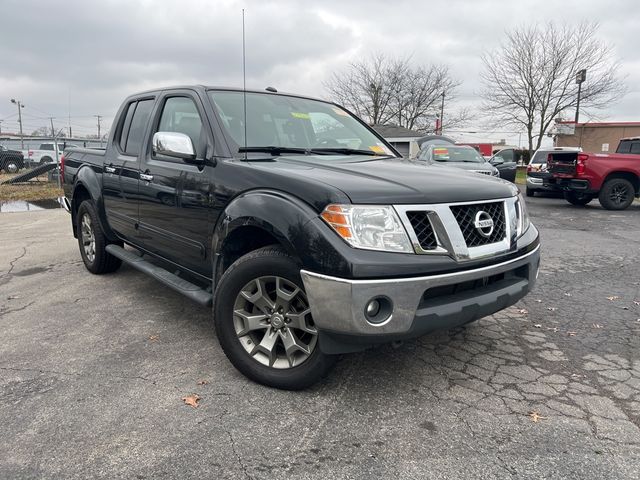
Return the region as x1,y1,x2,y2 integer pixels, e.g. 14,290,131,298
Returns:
238,146,315,156
238,146,391,158
310,148,389,156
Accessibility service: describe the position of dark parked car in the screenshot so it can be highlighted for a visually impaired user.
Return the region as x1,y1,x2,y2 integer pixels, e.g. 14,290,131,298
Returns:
62,86,540,389
488,148,518,182
0,145,25,173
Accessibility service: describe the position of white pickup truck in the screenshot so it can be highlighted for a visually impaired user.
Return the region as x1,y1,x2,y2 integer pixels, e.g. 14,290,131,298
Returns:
23,142,79,166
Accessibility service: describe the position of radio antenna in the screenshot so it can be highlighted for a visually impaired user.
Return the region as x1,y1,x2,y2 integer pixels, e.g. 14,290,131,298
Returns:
242,9,248,158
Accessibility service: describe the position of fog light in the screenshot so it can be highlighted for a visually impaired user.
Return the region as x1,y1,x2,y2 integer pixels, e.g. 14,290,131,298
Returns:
364,296,393,325
366,299,380,317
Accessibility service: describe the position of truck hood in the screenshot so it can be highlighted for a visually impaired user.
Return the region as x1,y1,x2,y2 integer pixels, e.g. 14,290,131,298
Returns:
240,155,517,205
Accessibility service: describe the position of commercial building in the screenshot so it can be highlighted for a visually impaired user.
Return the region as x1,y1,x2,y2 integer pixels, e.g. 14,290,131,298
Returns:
555,122,640,153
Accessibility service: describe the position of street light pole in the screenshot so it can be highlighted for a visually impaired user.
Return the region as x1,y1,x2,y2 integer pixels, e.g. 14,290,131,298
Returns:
439,91,445,135
10,98,25,149
574,69,587,124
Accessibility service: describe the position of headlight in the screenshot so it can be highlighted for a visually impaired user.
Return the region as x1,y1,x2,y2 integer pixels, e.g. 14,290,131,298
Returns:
515,192,530,236
321,204,413,253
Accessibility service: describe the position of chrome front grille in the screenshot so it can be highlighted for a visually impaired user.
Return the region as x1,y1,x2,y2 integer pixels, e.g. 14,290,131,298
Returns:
472,170,493,176
395,197,516,262
406,211,438,250
449,202,506,247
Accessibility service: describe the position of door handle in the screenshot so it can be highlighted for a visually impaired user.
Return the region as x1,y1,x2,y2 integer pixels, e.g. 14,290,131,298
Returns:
140,173,154,182
104,165,116,173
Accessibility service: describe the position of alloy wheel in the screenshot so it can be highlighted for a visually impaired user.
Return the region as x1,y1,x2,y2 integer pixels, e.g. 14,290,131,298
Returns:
232,276,318,369
80,213,96,263
610,183,631,206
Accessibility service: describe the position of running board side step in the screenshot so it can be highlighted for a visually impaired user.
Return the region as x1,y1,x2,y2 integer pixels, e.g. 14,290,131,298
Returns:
105,245,212,307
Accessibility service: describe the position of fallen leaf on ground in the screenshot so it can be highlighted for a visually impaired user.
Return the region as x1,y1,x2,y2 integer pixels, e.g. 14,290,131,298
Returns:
196,379,209,386
546,327,559,332
606,296,620,301
528,411,547,423
517,308,528,315
592,324,603,329
535,299,542,303
634,301,640,306
564,293,572,297
148,335,159,342
567,331,577,336
534,324,542,328
622,307,630,310
547,307,557,312
182,394,200,408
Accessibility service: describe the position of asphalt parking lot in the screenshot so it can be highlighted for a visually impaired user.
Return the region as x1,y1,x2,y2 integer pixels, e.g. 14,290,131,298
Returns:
1,192,640,479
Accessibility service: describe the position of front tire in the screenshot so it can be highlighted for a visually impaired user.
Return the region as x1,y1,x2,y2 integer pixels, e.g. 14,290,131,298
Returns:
4,160,19,173
76,201,122,274
599,178,635,210
564,191,594,206
214,246,336,390
526,188,535,197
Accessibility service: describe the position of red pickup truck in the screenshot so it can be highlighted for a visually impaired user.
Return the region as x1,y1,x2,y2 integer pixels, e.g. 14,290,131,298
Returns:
547,137,640,210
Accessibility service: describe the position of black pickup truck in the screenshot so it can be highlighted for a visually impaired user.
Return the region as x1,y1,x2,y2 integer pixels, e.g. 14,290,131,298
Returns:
0,145,25,173
61,86,540,389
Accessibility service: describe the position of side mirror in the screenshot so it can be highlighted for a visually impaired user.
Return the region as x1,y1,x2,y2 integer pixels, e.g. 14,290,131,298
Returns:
490,156,504,165
152,132,197,161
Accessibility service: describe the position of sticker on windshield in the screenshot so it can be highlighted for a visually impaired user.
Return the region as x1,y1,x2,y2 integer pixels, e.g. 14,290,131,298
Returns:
433,147,450,158
369,146,387,154
291,112,310,119
332,107,349,117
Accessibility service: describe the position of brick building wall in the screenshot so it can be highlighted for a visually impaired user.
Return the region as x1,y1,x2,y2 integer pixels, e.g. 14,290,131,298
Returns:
555,122,640,153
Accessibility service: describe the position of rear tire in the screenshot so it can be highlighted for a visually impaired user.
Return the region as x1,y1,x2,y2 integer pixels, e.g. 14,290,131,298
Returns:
41,156,53,164
214,246,336,390
76,200,122,274
526,188,535,197
564,191,594,206
598,178,635,210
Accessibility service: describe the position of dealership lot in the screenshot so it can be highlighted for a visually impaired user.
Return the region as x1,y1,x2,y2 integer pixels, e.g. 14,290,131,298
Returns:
1,193,639,479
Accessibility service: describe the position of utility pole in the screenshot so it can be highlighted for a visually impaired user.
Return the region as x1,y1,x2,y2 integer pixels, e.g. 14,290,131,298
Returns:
94,115,102,146
49,117,56,137
439,91,445,135
10,98,24,149
0,120,3,135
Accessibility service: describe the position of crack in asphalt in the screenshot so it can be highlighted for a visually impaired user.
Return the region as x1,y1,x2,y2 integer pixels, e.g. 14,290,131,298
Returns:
226,430,253,480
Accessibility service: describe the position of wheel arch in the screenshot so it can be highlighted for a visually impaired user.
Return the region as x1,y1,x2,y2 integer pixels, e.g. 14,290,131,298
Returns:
602,171,640,194
71,166,116,240
212,190,319,286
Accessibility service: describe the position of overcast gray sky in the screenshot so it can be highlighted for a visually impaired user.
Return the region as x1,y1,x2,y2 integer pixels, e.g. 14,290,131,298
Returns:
0,0,637,145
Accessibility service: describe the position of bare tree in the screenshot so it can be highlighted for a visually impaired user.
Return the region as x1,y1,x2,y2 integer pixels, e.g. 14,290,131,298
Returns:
30,126,49,136
480,22,625,154
324,54,463,132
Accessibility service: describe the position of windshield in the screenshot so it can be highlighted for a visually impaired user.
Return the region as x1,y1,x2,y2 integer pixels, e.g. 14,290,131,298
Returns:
431,146,484,163
207,90,395,157
530,151,552,164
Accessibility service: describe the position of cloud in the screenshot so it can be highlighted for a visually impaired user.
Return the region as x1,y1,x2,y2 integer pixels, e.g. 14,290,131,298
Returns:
0,0,637,142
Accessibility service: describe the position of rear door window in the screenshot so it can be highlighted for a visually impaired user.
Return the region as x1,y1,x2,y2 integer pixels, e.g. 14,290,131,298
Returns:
119,102,137,151
124,99,155,155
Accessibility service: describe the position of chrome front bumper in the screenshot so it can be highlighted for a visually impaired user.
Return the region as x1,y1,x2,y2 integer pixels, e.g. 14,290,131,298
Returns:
300,245,540,338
